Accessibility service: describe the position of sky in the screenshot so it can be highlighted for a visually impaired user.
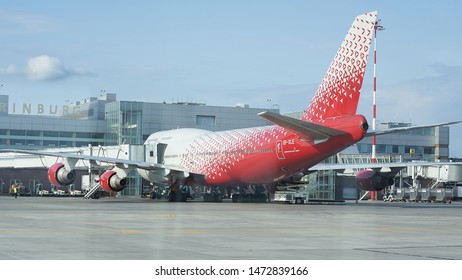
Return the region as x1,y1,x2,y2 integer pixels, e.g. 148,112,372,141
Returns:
1,0,462,155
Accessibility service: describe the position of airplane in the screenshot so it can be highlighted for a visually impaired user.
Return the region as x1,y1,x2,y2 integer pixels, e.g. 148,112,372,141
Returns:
0,11,459,201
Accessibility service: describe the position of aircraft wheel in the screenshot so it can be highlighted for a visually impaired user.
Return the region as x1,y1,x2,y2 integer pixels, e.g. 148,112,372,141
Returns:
168,192,176,202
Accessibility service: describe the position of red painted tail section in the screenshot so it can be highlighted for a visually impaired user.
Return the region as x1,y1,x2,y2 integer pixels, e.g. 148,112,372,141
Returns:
302,11,377,122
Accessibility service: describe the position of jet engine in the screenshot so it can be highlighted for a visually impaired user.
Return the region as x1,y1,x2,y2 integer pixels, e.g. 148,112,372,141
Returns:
355,169,395,191
47,163,76,186
100,170,127,192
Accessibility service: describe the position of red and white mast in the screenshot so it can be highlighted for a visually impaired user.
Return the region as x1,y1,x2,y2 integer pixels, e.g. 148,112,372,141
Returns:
371,19,384,200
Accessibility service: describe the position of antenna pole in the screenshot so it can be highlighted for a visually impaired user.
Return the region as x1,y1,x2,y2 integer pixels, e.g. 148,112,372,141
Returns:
371,19,384,200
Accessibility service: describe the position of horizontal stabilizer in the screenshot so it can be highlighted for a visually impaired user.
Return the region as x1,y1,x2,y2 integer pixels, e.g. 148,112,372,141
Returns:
258,111,347,143
365,121,462,137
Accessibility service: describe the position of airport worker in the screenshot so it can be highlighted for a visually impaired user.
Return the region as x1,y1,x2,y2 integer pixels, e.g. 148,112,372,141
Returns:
10,183,15,197
13,184,18,198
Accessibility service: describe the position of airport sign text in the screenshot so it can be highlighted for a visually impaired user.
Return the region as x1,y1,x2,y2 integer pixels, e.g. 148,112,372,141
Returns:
0,102,80,116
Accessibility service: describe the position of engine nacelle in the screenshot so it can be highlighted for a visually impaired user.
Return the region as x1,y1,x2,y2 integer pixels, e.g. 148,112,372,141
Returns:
355,169,395,191
47,163,76,186
100,170,127,192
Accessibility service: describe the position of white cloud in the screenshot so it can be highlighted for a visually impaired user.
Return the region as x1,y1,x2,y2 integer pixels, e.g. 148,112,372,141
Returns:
0,55,95,81
25,55,95,81
0,64,17,75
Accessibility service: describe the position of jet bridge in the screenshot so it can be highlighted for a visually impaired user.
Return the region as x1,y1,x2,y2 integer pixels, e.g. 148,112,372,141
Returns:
395,163,462,203
381,163,462,203
408,164,462,186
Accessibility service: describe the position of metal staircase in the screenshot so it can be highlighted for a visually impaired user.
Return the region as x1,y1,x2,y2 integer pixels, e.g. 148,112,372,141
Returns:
83,183,101,199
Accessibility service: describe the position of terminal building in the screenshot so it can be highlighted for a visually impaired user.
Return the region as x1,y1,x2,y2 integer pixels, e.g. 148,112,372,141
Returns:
0,93,454,200
0,93,278,149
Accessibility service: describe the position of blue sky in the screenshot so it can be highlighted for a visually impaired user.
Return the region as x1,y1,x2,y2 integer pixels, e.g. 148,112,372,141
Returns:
1,0,462,155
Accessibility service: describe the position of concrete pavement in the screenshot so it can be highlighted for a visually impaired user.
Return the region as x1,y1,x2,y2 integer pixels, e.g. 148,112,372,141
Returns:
1,196,461,260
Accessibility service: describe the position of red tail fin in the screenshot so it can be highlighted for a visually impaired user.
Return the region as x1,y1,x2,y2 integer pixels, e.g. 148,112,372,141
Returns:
302,11,377,121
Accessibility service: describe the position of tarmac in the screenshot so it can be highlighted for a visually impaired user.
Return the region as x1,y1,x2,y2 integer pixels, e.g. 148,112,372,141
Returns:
1,195,462,260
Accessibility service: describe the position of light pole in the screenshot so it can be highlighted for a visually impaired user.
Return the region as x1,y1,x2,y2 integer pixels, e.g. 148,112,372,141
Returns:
371,19,385,200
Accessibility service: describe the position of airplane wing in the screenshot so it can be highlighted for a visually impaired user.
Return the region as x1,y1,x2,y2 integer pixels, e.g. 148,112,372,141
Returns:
258,111,347,143
309,160,462,174
2,148,153,169
0,148,207,184
365,121,462,137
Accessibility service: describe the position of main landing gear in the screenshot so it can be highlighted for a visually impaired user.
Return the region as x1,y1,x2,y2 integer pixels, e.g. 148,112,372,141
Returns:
202,187,224,202
231,185,268,203
167,183,194,202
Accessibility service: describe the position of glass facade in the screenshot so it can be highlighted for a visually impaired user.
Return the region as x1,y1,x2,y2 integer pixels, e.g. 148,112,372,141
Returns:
0,129,108,148
307,170,336,200
196,115,216,126
357,143,436,160
105,101,144,196
304,156,337,200
105,101,144,145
